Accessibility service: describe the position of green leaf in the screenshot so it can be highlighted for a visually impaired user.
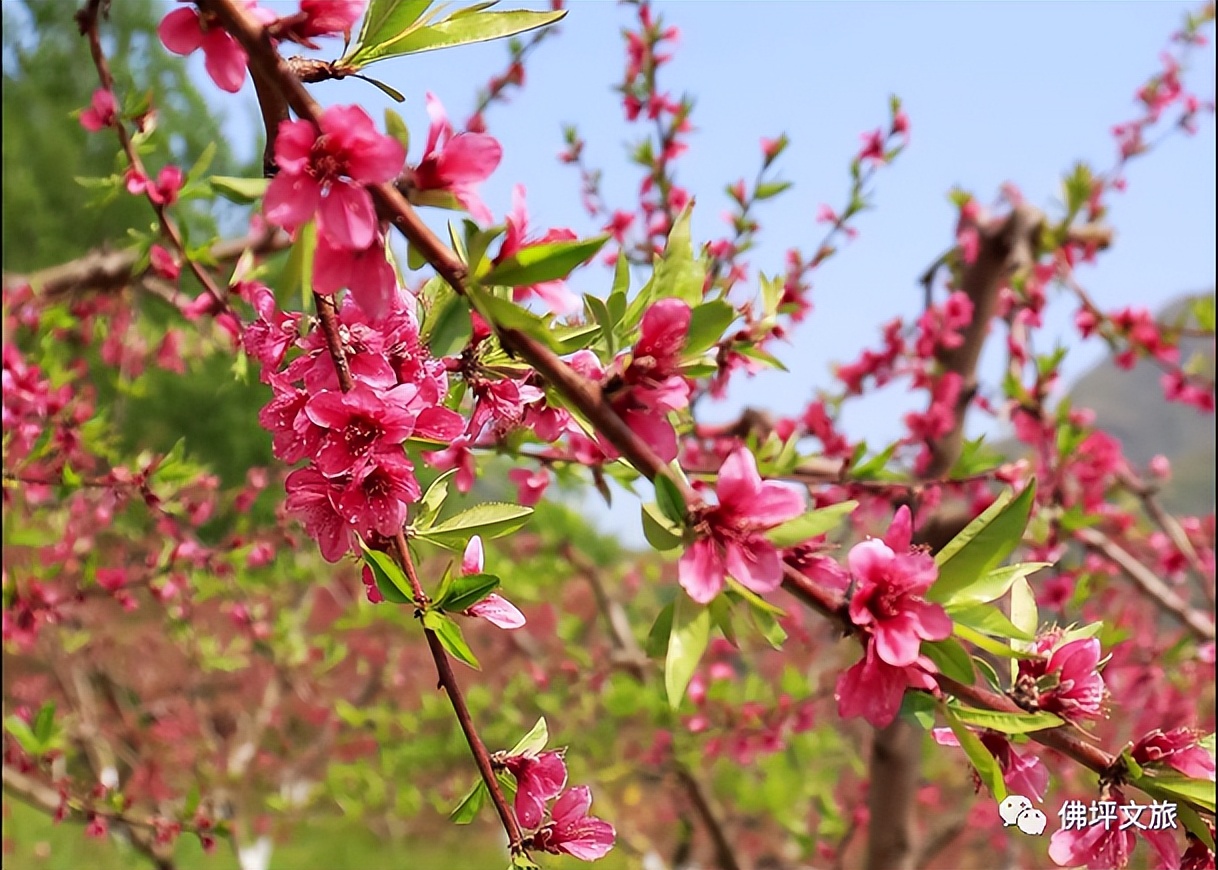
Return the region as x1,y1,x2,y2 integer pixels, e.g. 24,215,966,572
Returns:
953,625,1040,660
449,780,488,824
281,221,317,310
483,234,608,287
973,656,1002,691
209,176,269,205
644,602,675,659
435,572,500,613
359,75,406,102
1178,802,1216,851
506,717,549,757
947,603,1035,641
641,501,683,552
654,475,687,526
941,704,1006,801
921,638,975,685
1136,770,1217,814
947,705,1062,734
726,579,786,616
651,203,704,305
3,716,39,755
766,501,858,549
361,544,413,604
423,610,480,669
414,469,457,531
422,291,473,358
930,562,1050,608
754,180,792,200
384,108,411,153
737,344,788,371
749,607,787,650
899,692,938,730
31,703,55,744
666,595,710,709
348,0,434,61
586,294,619,356
185,141,217,185
1009,575,1039,679
683,300,736,356
351,9,565,66
929,482,1037,605
709,595,738,647
416,503,533,550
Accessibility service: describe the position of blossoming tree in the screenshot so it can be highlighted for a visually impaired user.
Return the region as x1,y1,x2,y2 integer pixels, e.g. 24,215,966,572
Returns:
3,1,1216,869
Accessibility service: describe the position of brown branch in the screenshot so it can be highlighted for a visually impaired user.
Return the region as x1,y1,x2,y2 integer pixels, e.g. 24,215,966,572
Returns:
2,764,185,870
674,766,743,870
5,228,289,301
1074,526,1215,641
75,0,237,323
1117,467,1216,608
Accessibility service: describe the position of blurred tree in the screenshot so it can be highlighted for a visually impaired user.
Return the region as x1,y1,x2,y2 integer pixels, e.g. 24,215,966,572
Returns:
1,0,245,273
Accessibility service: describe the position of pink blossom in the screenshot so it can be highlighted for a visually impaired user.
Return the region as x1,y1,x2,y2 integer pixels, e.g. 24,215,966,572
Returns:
313,234,398,320
1131,728,1216,780
678,448,805,603
149,244,180,281
305,383,420,477
1048,789,1181,870
532,786,616,861
284,466,354,562
932,728,1049,801
158,4,272,93
80,89,117,132
846,506,951,667
836,641,939,729
459,536,525,629
126,166,184,206
1018,635,1106,723
494,185,580,314
410,93,501,224
423,436,476,493
337,452,420,537
508,467,550,506
276,0,363,47
264,105,405,250
504,750,567,829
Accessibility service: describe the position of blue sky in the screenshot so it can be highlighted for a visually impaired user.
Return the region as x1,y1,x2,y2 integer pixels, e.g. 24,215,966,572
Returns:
191,1,1216,538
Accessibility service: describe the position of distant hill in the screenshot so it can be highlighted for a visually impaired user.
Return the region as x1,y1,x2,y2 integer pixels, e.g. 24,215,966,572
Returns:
1067,293,1215,516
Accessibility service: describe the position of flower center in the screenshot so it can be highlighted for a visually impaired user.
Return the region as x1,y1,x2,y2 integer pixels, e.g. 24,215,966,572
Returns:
343,418,379,454
310,137,349,184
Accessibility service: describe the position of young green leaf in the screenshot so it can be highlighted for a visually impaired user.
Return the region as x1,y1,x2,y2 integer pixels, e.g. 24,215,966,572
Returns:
941,704,1007,801
414,469,457,531
423,610,480,669
644,601,676,659
682,300,737,356
654,475,687,526
209,176,269,205
766,501,858,549
435,572,500,613
665,595,710,709
929,562,1050,608
449,780,488,824
351,8,566,66
947,705,1063,734
920,638,975,685
641,501,683,552
929,481,1037,606
415,503,533,550
361,545,413,604
506,717,550,757
946,603,1036,641
483,235,609,287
